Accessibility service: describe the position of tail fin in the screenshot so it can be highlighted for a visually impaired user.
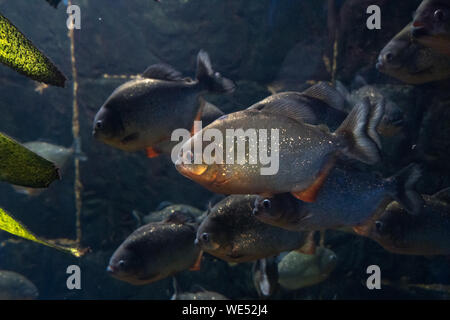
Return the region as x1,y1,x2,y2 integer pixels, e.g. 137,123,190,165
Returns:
302,82,347,112
367,98,385,150
196,50,235,94
334,98,381,165
386,164,424,215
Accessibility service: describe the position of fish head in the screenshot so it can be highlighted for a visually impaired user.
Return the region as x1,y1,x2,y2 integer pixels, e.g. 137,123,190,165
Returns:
364,202,410,249
252,194,303,230
106,239,152,285
92,104,125,146
252,196,284,224
21,282,39,300
317,247,338,275
195,211,226,253
412,0,450,38
174,133,220,187
376,33,411,74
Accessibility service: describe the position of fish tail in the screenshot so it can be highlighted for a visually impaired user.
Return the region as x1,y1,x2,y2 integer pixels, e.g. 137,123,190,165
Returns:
334,97,381,165
195,49,235,94
302,81,347,112
367,98,385,150
386,163,424,216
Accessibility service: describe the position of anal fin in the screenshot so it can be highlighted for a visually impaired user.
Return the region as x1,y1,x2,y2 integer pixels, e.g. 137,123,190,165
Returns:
190,98,206,136
296,231,316,255
189,250,203,271
146,147,161,158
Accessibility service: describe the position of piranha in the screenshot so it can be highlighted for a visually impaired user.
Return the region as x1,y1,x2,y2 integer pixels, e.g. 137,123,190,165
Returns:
412,0,450,57
176,87,383,203
141,203,204,225
93,50,234,157
171,278,228,300
194,195,314,263
107,211,202,285
252,164,423,231
252,257,279,298
354,188,450,256
0,270,39,300
376,23,450,84
277,247,337,290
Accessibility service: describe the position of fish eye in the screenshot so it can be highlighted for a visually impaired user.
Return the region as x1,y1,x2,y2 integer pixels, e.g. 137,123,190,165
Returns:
434,9,445,22
118,260,126,268
214,72,221,77
385,52,393,62
375,221,384,233
201,233,209,242
262,199,271,209
95,120,103,130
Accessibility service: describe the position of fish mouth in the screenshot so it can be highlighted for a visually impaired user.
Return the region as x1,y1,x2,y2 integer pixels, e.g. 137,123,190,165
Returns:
106,264,116,274
411,25,428,38
375,58,385,71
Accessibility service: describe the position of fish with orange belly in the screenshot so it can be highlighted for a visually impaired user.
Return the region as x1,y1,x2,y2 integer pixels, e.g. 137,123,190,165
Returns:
195,195,315,263
175,89,383,203
107,211,203,285
354,188,450,256
93,50,234,158
252,164,423,232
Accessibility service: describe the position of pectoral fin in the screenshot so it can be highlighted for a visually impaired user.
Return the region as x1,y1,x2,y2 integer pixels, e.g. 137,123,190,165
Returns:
146,147,161,158
189,250,203,271
291,160,335,203
296,231,316,255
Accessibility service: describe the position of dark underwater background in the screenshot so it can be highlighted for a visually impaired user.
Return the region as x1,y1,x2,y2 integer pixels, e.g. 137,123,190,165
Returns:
0,0,449,299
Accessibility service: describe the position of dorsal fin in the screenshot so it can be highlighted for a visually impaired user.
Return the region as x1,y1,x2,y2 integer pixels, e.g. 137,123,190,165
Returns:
248,93,317,124
201,100,224,126
164,211,196,224
295,231,316,255
302,82,346,112
142,63,184,81
156,201,173,211
432,187,450,203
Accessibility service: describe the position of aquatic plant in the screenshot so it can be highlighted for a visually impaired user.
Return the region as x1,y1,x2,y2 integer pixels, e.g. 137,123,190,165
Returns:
0,132,60,188
0,12,66,87
0,207,84,257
